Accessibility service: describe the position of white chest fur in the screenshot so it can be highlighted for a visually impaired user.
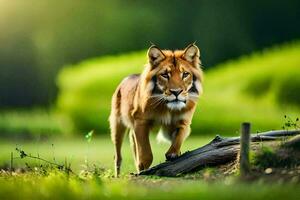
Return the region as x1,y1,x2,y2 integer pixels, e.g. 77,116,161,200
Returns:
155,112,172,125
154,111,188,125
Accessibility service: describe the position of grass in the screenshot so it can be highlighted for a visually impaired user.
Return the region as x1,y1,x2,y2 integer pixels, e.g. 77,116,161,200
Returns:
0,135,211,173
1,172,299,200
56,41,300,136
0,136,299,200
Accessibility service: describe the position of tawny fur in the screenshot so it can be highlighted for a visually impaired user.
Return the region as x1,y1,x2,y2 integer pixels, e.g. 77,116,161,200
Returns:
110,44,203,177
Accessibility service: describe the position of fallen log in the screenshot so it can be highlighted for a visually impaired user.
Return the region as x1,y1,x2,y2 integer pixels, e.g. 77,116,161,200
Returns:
139,129,300,177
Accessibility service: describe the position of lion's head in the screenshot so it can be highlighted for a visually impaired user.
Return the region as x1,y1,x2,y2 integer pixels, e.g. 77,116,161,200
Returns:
142,44,203,111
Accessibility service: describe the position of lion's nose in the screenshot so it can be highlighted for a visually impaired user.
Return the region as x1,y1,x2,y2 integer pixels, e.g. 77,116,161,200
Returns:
170,89,183,97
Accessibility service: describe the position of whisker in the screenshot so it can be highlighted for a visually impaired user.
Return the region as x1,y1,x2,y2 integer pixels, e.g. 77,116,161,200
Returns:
153,99,165,108
151,98,163,107
149,96,165,108
148,97,161,105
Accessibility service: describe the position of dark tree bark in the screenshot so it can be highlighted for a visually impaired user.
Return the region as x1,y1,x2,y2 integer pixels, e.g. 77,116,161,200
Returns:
138,130,300,177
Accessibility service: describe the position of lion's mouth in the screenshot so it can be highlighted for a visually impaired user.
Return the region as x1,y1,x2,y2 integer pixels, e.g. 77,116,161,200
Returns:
168,99,186,104
166,99,186,110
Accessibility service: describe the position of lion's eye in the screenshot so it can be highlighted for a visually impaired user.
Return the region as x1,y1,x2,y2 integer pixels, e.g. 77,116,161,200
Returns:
182,72,190,79
160,73,169,79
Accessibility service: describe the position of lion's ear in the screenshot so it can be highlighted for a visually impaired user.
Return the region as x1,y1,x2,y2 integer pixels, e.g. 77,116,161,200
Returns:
183,43,200,65
148,45,165,66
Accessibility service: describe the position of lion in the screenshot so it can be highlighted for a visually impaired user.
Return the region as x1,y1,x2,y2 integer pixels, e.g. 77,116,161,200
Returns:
110,43,203,176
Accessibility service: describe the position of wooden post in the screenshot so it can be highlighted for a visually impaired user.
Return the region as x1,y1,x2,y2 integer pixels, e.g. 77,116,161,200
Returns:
10,152,13,174
240,122,251,176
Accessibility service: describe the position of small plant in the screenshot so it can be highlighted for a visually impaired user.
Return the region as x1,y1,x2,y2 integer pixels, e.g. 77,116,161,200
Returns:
14,148,72,174
282,115,299,130
79,130,104,179
9,130,106,180
84,130,94,168
85,130,94,142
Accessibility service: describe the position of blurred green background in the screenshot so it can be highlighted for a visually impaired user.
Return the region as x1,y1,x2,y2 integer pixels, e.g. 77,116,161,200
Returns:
1,2,299,198
0,0,300,138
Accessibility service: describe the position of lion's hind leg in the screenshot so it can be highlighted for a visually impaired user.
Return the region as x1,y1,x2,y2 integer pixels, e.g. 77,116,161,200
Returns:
110,116,126,177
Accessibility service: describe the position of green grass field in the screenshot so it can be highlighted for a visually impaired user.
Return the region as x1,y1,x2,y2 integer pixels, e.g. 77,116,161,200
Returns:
0,136,211,173
0,136,300,200
1,172,299,200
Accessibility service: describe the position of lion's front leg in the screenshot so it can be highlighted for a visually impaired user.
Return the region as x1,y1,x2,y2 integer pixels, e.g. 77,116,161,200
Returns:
133,120,153,172
165,125,190,161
